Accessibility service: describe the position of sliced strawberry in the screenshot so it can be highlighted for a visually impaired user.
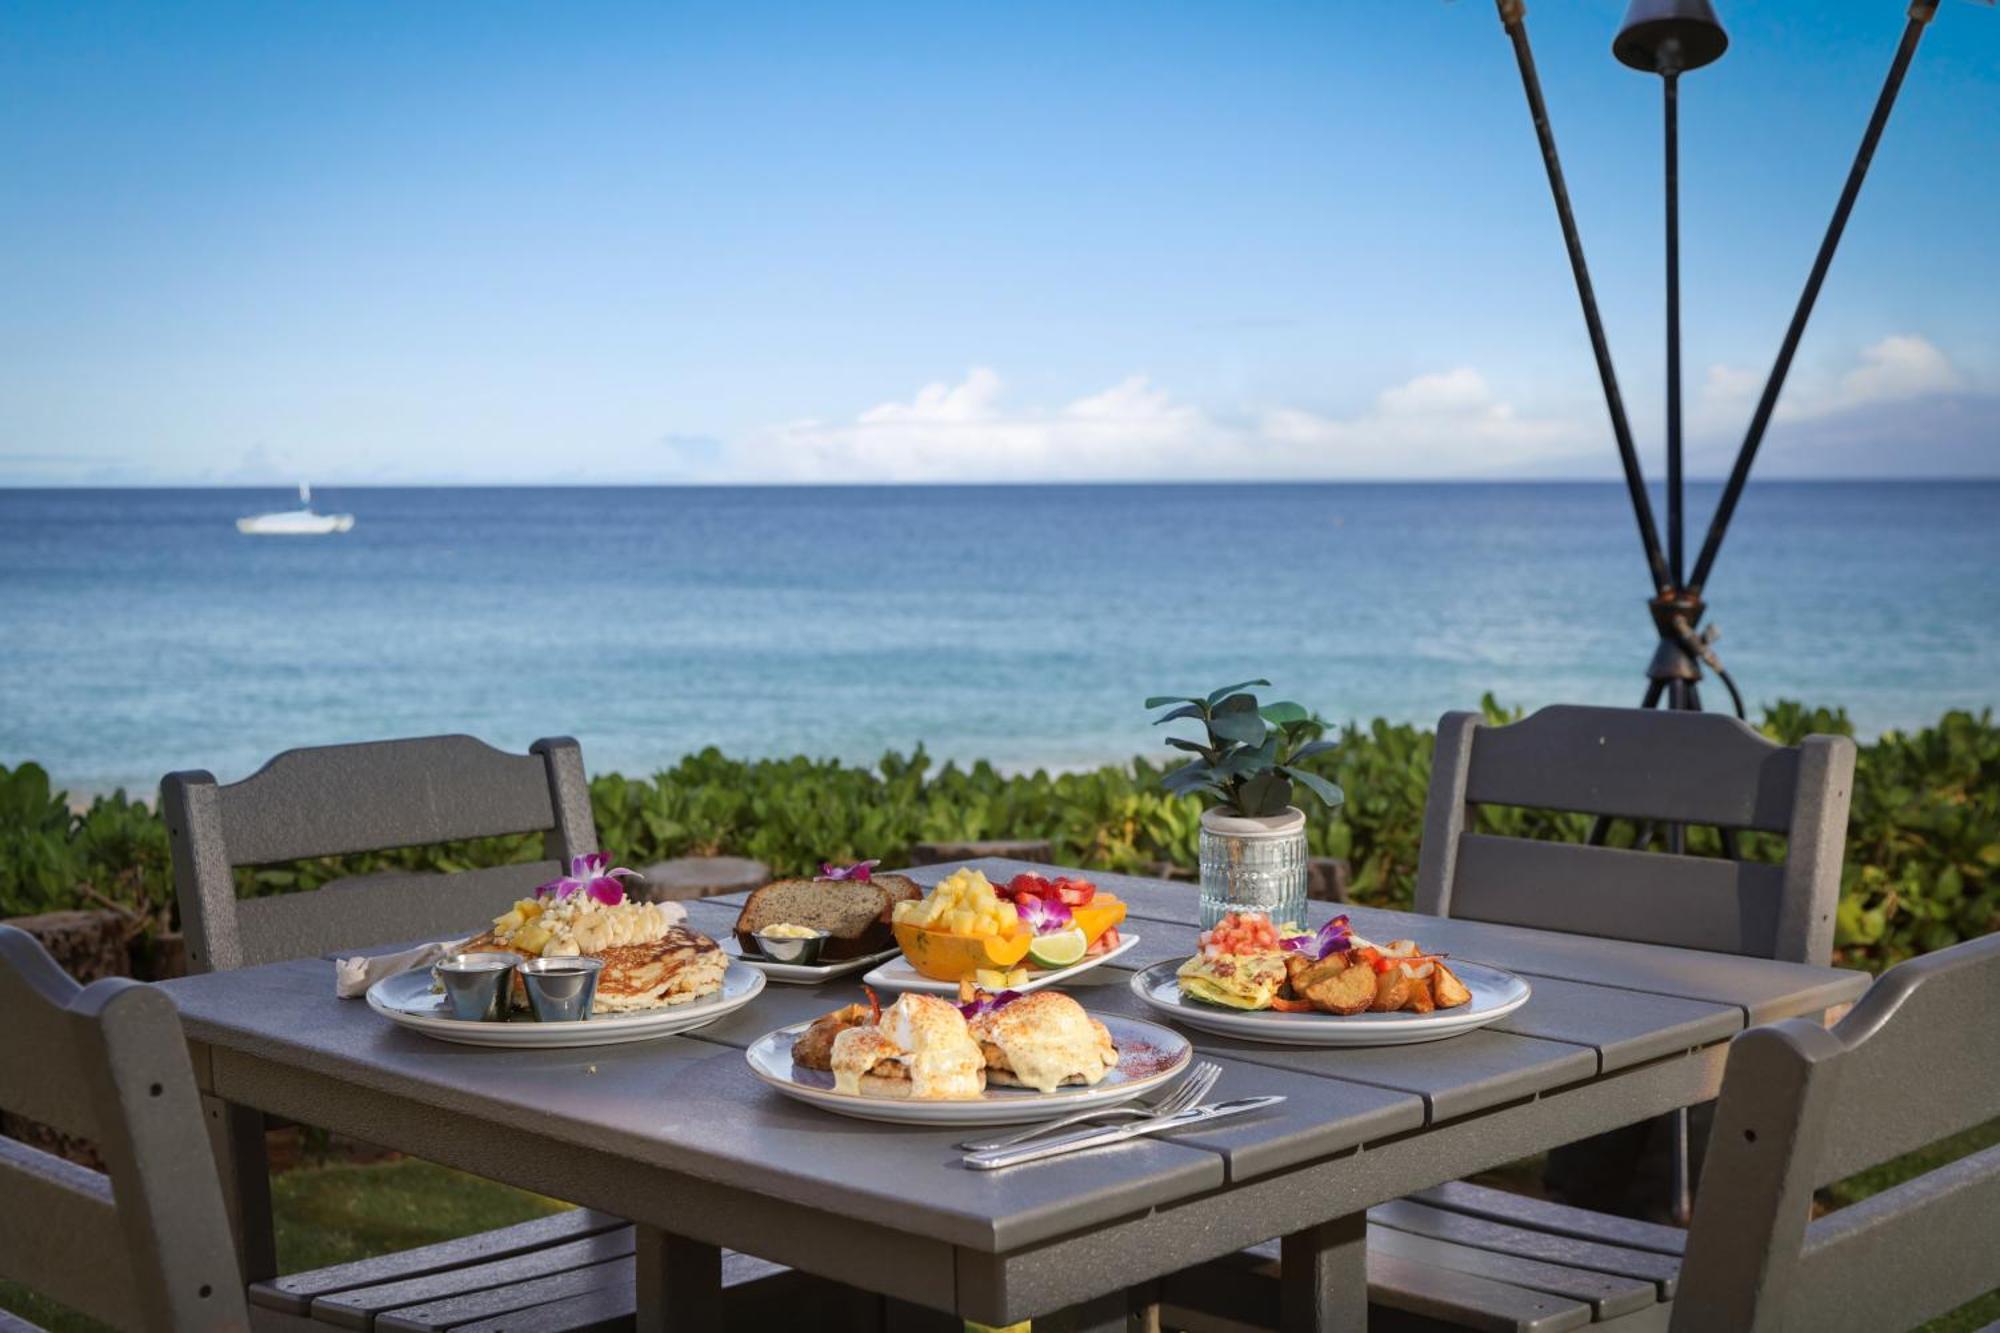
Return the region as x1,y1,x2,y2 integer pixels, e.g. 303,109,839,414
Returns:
1053,877,1096,906
1007,873,1052,900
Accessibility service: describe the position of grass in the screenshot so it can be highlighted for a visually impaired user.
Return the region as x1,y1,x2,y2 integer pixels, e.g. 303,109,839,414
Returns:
2,1131,1994,1330
270,1157,568,1273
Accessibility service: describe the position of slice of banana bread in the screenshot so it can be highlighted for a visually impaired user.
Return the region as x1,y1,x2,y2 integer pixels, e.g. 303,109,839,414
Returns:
733,873,923,961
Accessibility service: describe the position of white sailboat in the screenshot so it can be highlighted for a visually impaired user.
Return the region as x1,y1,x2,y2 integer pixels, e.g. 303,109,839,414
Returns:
235,484,355,536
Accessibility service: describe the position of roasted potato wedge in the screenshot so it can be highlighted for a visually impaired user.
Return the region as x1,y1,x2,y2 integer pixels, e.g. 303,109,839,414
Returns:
1303,961,1377,1015
1370,967,1414,1012
1431,962,1472,1010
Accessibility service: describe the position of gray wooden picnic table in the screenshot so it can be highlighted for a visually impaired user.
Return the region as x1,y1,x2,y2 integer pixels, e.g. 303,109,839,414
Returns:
157,859,1866,1331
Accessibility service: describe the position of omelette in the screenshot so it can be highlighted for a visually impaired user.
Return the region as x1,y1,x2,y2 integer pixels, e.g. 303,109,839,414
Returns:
967,992,1118,1093
462,896,726,1014
1176,949,1290,1010
830,993,985,1099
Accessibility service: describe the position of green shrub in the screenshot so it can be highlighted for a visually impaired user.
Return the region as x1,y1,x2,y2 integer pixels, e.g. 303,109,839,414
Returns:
3,700,1995,973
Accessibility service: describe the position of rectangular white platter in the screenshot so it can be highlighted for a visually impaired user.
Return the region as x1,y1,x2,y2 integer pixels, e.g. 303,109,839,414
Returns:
862,932,1141,995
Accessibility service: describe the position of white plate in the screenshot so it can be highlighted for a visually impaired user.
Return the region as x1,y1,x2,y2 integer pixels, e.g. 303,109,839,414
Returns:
720,936,901,984
861,933,1141,996
1129,958,1531,1047
366,961,767,1048
746,1011,1193,1125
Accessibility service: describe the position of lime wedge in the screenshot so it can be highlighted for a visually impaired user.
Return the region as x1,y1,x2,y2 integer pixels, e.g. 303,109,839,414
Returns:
1026,927,1088,969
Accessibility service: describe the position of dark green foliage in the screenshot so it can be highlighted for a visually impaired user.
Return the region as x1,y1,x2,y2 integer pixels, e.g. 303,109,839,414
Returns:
2,700,1994,973
1147,681,1345,816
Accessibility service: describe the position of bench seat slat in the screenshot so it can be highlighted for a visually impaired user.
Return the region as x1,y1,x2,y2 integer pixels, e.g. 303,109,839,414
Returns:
1368,1224,1661,1321
1159,1232,1597,1333
1369,1201,1681,1298
1410,1182,1688,1256
374,1257,628,1332
312,1231,636,1327
376,1247,807,1333
251,1211,628,1314
1369,1248,1595,1333
440,1283,637,1333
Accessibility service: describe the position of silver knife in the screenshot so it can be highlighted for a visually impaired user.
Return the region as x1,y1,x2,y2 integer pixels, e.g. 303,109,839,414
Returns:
963,1095,1286,1171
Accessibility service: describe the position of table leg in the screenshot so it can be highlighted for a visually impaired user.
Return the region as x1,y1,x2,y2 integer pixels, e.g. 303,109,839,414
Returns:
202,1096,276,1283
1281,1212,1368,1333
634,1224,721,1333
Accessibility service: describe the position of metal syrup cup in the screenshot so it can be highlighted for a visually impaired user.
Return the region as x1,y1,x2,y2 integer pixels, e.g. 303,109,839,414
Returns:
516,955,605,1022
433,952,521,1022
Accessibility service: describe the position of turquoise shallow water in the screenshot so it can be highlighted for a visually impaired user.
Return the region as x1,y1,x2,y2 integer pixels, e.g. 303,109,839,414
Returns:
1,482,1995,794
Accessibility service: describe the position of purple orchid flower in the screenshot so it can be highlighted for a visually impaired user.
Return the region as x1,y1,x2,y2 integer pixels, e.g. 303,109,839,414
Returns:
536,852,637,907
1280,914,1353,963
819,858,880,882
1017,895,1073,936
958,989,1023,1020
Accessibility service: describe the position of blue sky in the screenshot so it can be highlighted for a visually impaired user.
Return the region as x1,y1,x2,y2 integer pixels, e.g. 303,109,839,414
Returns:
2,1,1995,485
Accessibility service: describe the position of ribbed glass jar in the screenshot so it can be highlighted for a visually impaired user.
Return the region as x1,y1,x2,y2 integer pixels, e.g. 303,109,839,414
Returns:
1197,806,1309,930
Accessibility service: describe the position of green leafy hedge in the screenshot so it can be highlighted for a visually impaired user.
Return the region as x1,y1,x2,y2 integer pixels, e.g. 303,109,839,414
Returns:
3,699,1994,974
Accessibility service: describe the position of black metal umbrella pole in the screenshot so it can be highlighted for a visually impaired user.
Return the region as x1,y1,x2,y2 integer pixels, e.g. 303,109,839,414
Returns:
1492,0,1956,1227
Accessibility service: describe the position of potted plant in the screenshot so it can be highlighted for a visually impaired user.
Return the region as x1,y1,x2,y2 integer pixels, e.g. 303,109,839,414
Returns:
1146,680,1343,927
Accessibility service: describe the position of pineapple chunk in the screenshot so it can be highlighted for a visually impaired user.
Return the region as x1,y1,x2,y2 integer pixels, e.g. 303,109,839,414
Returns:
494,909,525,932
514,924,552,955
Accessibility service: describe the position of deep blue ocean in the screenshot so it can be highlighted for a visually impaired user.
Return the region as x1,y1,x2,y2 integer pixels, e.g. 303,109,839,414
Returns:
2,483,1995,795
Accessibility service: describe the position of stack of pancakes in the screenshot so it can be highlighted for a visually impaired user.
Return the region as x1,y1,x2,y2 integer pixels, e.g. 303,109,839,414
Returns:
464,898,726,1014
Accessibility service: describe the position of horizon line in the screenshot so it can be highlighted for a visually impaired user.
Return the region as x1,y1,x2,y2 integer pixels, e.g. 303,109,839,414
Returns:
6,475,2000,491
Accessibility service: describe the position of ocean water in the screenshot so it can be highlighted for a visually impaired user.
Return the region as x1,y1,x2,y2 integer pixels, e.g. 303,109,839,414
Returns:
2,483,1995,796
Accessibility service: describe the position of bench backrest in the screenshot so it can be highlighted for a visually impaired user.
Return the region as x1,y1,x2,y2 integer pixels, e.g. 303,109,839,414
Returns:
162,734,596,972
1413,705,1855,963
0,926,250,1331
1673,930,2000,1331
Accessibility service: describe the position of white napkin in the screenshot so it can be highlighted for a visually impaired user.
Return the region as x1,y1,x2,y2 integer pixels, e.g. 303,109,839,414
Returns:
335,938,473,999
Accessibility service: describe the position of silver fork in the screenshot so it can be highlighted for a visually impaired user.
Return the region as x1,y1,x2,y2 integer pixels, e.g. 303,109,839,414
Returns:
956,1061,1222,1153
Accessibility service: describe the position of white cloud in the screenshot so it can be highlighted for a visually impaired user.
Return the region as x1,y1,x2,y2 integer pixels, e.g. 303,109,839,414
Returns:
1262,368,1587,478
1696,333,1963,434
715,365,1592,483
1836,334,1961,407
743,369,1219,482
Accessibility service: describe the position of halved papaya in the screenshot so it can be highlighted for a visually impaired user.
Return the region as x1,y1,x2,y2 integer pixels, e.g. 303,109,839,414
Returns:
892,922,1034,981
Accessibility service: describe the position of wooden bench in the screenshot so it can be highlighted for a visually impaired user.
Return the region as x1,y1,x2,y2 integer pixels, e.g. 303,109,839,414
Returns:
0,925,806,1333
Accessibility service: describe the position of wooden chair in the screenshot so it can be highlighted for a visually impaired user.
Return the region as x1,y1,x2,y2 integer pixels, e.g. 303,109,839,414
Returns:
1415,704,1854,966
162,734,598,975
159,734,805,1331
1163,704,1859,1333
0,924,252,1331
1163,931,2000,1333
